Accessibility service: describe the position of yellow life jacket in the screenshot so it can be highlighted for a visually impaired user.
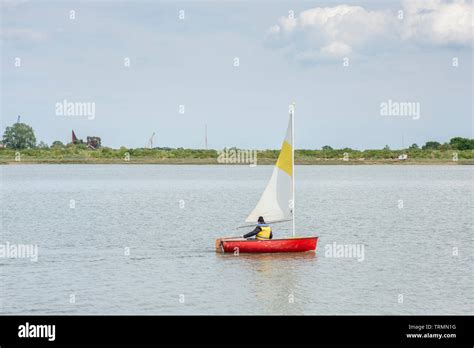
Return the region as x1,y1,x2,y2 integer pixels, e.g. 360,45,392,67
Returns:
256,224,272,240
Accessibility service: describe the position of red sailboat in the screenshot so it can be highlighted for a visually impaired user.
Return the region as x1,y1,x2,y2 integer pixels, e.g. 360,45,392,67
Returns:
216,236,318,253
216,103,319,253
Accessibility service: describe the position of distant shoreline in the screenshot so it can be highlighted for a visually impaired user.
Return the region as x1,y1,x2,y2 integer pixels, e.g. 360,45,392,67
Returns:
1,146,473,165
1,158,472,165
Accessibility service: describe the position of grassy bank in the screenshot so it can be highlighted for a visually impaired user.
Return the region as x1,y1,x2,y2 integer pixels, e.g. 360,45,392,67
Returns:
1,147,473,165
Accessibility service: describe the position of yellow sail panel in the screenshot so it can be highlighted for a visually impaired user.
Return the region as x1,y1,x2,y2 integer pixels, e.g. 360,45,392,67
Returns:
276,141,293,177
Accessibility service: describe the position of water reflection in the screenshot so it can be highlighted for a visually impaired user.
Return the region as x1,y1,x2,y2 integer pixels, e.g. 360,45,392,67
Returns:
216,252,317,314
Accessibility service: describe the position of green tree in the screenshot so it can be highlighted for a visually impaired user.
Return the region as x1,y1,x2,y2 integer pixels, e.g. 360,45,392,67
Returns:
2,122,36,149
37,141,49,149
422,141,441,150
322,145,333,151
51,140,65,148
449,137,474,150
409,143,419,150
383,145,390,150
439,142,450,151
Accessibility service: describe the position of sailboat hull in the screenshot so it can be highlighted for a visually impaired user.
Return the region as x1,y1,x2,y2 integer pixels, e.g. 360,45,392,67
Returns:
216,236,318,253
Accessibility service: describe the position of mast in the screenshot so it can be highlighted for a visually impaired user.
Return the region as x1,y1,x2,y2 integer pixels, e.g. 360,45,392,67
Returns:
291,102,295,237
147,132,155,149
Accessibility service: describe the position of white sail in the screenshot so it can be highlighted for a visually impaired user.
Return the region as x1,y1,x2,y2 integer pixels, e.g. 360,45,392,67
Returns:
245,113,294,224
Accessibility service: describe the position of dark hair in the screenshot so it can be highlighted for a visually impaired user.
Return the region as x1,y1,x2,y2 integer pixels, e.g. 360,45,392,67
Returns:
258,216,265,224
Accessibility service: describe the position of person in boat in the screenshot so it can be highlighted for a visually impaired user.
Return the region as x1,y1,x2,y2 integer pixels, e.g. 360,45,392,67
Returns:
243,216,273,240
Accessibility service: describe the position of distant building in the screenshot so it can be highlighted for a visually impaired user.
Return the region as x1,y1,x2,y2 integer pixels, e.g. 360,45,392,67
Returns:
87,136,101,149
72,130,83,144
398,154,408,160
72,130,101,149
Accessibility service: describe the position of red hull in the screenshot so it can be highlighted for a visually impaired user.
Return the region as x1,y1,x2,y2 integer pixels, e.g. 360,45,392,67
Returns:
217,236,318,253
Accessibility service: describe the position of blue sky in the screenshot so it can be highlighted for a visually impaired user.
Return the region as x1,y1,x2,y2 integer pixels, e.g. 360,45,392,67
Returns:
1,0,472,149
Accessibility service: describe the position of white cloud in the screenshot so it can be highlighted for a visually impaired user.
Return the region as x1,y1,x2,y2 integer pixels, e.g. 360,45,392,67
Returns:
267,0,473,63
1,0,29,8
267,5,395,61
321,42,352,56
402,0,473,45
0,28,47,42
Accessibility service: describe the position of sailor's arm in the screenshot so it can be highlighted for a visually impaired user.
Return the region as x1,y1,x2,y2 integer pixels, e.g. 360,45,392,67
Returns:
243,226,261,238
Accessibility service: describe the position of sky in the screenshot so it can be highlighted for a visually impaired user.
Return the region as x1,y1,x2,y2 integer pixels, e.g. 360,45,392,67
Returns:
1,0,472,150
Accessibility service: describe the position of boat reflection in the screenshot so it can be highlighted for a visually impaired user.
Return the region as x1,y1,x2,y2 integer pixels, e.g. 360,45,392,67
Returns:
216,251,316,261
216,251,318,314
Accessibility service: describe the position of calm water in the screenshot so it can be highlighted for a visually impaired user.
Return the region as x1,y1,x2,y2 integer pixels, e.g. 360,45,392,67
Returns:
0,165,472,315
